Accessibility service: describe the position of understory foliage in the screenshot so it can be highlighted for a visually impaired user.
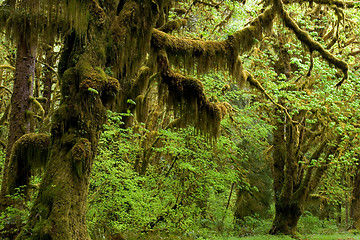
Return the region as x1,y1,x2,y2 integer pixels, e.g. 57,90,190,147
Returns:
1,0,360,239
87,110,253,239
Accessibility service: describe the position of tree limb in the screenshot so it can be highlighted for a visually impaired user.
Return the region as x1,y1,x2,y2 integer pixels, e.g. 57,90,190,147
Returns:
274,0,349,86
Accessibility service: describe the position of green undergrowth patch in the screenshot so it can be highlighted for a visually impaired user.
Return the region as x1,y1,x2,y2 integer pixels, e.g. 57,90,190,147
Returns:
120,232,360,240
205,233,360,240
301,232,360,240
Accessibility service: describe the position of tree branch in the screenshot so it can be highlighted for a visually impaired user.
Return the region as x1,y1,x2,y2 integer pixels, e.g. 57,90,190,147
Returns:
151,6,275,80
274,0,349,86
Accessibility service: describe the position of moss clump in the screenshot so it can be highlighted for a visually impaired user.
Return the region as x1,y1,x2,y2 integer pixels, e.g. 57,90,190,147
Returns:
151,6,275,82
7,133,50,195
158,18,187,33
157,52,222,139
71,138,92,177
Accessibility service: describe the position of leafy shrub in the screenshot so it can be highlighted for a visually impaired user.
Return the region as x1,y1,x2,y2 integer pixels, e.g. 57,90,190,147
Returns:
0,187,31,239
297,211,338,235
87,111,251,239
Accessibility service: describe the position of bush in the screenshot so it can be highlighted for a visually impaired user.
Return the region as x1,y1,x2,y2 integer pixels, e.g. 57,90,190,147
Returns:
297,211,338,235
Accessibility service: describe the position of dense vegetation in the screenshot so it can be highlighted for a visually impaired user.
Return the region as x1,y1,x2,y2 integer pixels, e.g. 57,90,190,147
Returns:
0,0,360,239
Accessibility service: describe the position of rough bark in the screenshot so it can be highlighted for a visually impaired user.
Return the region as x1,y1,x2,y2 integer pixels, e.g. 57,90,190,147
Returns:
351,159,360,229
0,32,37,204
270,199,303,235
17,0,160,238
17,58,119,240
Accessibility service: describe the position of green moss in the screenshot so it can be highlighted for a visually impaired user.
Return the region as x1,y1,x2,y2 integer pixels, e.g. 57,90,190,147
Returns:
71,138,91,177
61,67,78,98
158,53,222,139
158,18,187,33
25,110,34,119
151,7,275,80
6,133,50,196
11,133,50,169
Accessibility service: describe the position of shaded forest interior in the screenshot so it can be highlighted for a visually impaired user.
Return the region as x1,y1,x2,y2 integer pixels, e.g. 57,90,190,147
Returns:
0,0,360,239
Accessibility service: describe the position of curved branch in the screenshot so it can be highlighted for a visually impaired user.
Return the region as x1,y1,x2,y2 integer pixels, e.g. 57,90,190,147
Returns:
274,0,349,86
246,72,297,124
0,65,15,71
0,86,12,95
151,6,276,81
157,51,224,139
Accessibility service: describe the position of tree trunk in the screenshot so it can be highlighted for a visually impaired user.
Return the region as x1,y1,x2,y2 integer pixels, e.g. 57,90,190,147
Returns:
0,32,36,203
350,160,360,229
42,44,55,115
0,30,37,240
17,58,119,239
269,200,303,236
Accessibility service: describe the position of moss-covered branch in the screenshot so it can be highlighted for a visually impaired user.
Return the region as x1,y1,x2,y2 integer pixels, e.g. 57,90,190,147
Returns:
274,0,348,86
151,6,275,81
0,86,12,95
158,19,188,33
157,51,226,139
6,133,50,196
0,65,15,71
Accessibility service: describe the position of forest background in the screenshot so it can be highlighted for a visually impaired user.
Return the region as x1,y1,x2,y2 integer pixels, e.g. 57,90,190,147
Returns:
0,0,360,239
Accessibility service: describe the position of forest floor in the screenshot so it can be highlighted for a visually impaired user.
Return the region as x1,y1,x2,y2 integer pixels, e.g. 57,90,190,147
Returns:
127,233,360,240
233,233,360,240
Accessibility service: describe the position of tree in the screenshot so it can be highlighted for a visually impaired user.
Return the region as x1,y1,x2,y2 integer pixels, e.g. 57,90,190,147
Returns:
0,0,38,204
244,1,360,235
0,0,353,238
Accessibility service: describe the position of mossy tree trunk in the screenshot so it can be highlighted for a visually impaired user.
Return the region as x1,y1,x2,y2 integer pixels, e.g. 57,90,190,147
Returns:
350,159,360,229
17,57,119,239
0,32,37,205
269,110,338,236
270,200,303,235
17,0,162,238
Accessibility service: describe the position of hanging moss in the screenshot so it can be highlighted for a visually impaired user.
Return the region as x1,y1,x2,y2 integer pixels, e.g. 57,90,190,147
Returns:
109,1,159,80
151,6,275,80
157,52,222,139
71,138,92,177
7,133,50,195
135,94,149,123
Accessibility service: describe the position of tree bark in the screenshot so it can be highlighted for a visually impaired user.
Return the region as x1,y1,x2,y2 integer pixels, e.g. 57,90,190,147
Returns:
17,58,119,239
350,159,360,229
0,32,37,203
269,200,303,235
